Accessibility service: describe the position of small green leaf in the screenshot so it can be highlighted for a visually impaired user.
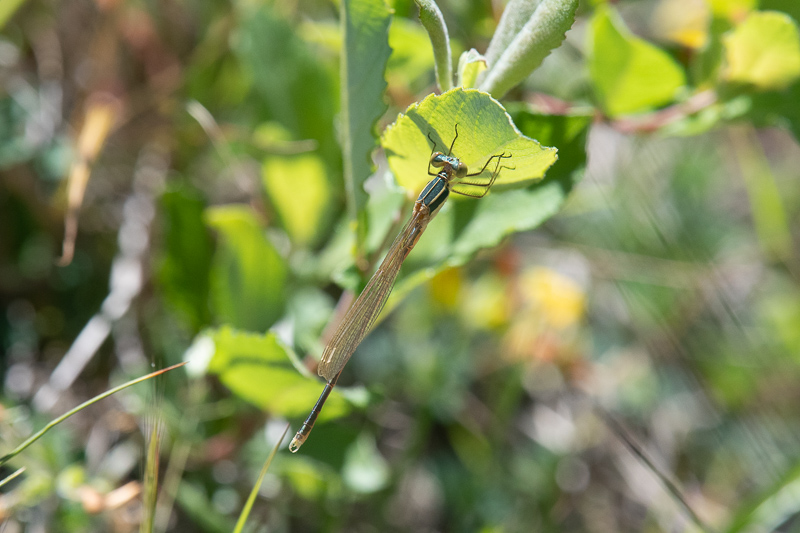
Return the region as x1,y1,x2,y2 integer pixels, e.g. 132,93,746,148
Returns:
207,327,350,421
340,0,393,255
723,11,800,90
205,206,287,332
589,6,686,117
262,153,332,247
457,49,487,88
381,88,558,195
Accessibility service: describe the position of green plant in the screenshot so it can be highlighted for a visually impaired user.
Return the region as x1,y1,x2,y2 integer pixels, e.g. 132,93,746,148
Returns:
3,0,800,531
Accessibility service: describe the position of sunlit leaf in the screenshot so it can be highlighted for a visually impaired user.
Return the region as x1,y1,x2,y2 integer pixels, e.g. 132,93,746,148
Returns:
457,48,487,88
588,6,686,116
381,88,557,195
207,326,350,421
262,153,332,247
723,11,800,90
205,206,287,332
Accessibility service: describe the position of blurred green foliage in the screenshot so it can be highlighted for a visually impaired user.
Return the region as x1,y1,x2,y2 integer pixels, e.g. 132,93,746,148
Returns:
2,0,800,532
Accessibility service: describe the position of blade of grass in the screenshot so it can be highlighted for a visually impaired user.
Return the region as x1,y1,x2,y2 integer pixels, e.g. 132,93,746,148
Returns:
140,423,162,533
232,423,291,533
0,467,25,489
0,362,187,467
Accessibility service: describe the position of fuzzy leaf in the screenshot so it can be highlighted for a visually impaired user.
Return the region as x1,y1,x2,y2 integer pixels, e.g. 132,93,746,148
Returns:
479,0,578,98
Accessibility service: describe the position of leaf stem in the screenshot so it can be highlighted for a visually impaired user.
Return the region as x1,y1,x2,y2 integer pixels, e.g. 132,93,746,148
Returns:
415,0,453,92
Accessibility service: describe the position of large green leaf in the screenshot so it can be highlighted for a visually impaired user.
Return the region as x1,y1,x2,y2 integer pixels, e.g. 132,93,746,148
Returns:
340,0,393,253
723,11,800,90
207,327,350,421
381,88,558,195
589,5,686,117
205,206,287,332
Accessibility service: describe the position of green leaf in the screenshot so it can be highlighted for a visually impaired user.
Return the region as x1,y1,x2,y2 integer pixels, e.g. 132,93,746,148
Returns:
589,5,686,117
261,153,332,247
207,327,350,421
381,88,558,195
413,0,453,92
205,206,287,332
340,0,393,255
723,11,800,90
457,48,487,88
479,0,579,98
158,186,213,331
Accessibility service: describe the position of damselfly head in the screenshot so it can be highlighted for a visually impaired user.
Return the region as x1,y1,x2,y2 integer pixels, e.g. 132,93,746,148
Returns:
430,152,446,167
431,152,468,178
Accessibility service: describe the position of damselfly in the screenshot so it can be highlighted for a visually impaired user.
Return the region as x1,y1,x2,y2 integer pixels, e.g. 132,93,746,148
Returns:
289,125,513,452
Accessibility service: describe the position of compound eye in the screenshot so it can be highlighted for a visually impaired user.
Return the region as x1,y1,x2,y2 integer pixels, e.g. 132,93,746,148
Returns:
430,152,445,167
455,161,468,178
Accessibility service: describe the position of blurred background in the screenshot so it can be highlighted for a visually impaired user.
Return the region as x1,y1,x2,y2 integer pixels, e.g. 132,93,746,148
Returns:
2,0,800,531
